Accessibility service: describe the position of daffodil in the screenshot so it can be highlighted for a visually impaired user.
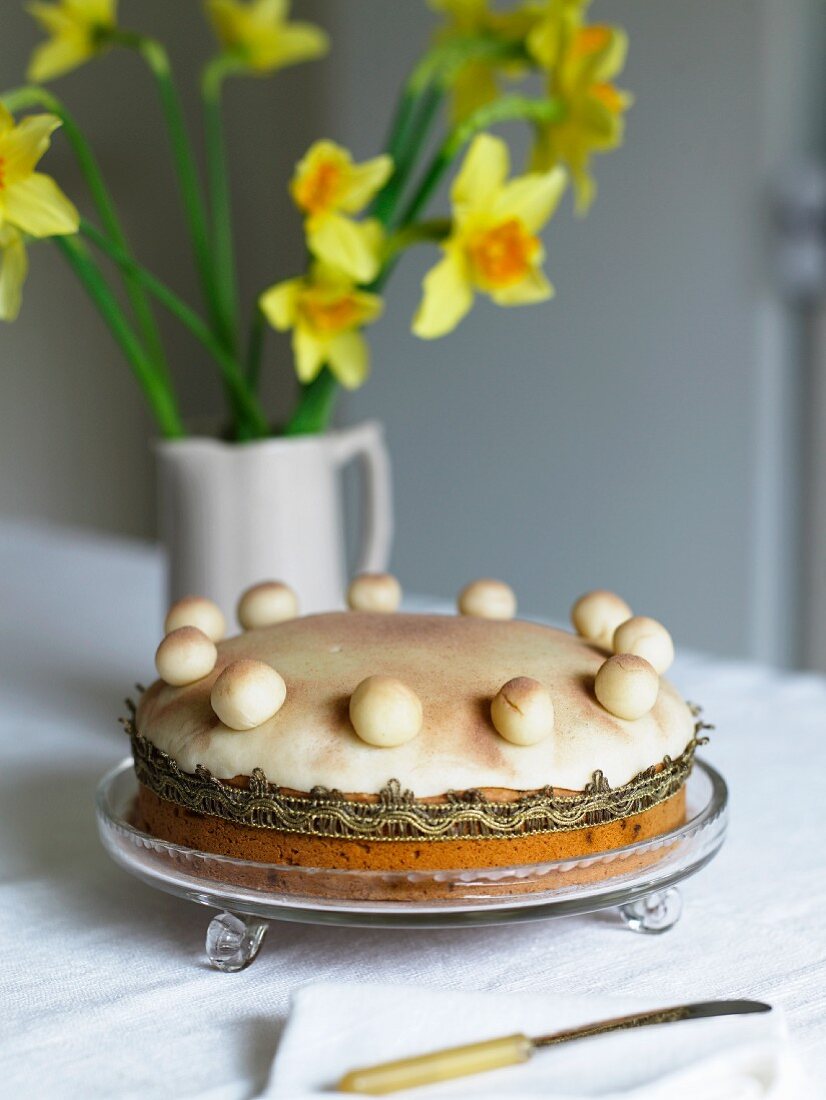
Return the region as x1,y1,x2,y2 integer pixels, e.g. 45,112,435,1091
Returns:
26,0,117,83
428,0,539,123
290,140,391,283
260,265,383,389
206,0,329,74
532,23,631,213
0,228,29,322
0,107,80,240
413,133,565,340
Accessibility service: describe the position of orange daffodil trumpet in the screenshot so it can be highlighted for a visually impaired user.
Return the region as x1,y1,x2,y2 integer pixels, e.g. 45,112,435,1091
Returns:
0,106,79,320
206,0,329,75
26,0,118,83
531,21,631,213
290,141,391,283
413,133,565,339
260,266,383,390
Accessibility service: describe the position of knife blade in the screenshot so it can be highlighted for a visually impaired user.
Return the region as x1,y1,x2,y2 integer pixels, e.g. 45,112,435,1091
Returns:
534,998,771,1047
337,999,771,1095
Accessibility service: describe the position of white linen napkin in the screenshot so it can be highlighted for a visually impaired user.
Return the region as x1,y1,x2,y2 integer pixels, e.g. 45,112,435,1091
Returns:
261,982,808,1099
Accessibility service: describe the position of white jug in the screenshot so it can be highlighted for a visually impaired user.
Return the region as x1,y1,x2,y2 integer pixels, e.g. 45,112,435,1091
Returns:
155,420,392,626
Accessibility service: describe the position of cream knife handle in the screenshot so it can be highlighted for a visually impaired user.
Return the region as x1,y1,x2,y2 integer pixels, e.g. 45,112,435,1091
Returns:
337,1033,533,1095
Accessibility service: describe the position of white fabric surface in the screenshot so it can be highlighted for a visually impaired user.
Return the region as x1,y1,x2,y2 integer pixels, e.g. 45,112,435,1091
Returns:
0,520,824,1100
266,983,806,1098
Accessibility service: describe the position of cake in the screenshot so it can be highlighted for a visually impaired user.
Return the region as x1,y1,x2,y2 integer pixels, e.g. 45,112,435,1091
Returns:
126,577,706,900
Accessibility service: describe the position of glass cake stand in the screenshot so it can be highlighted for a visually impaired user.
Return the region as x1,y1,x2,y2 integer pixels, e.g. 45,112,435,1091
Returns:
96,758,727,971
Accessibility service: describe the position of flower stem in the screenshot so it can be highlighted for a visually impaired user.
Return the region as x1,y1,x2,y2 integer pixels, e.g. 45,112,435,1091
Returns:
372,84,444,227
202,56,244,353
109,31,250,433
1,84,170,381
55,236,185,439
284,370,338,436
79,219,270,439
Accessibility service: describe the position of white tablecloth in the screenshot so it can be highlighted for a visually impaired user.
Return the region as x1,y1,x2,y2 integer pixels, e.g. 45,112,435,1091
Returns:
1,521,824,1099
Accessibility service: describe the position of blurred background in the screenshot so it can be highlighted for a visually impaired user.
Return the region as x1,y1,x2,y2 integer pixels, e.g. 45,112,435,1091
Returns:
2,0,826,669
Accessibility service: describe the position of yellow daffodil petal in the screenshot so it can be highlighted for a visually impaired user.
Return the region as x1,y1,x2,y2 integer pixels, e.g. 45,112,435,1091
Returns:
0,228,28,322
337,155,393,214
259,277,301,330
67,0,116,22
326,330,369,389
492,166,567,233
257,21,328,69
452,133,510,215
207,0,245,46
413,248,473,339
0,106,15,137
489,267,553,306
293,326,325,383
206,0,328,74
26,0,116,82
449,62,500,126
0,114,62,185
307,213,382,284
4,173,79,237
27,33,91,82
572,167,595,214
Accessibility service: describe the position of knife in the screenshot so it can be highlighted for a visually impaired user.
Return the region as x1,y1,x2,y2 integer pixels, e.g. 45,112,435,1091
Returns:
337,999,771,1095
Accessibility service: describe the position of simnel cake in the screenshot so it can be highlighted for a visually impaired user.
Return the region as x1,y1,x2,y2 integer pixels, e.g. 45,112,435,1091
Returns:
126,576,707,898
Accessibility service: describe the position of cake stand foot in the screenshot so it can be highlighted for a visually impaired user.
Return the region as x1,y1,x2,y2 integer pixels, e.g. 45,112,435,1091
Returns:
619,888,683,934
205,911,268,971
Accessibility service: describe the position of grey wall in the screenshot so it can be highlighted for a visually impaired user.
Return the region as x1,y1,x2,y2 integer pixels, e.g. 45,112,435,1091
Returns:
1,1,823,664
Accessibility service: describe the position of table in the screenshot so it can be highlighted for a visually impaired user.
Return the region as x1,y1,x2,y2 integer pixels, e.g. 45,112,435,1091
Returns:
1,521,824,1098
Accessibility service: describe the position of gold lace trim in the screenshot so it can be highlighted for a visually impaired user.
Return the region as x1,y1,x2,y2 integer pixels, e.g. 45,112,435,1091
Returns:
124,705,709,842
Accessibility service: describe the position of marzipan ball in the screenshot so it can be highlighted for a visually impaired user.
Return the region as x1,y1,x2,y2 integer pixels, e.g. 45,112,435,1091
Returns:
613,615,674,674
349,675,423,747
210,659,287,731
237,581,298,630
458,579,516,620
165,595,226,643
571,590,632,648
594,654,659,720
491,677,555,746
347,573,402,613
155,626,217,687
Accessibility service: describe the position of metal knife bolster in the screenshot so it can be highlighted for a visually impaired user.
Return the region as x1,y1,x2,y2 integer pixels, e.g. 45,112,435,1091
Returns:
533,999,772,1048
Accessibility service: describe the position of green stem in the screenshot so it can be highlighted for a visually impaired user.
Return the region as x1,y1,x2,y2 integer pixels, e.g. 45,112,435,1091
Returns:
284,370,338,436
245,303,266,393
2,84,170,379
79,219,269,440
381,218,450,272
109,31,248,433
397,94,564,228
55,236,184,438
202,56,244,352
372,85,444,227
109,37,232,335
